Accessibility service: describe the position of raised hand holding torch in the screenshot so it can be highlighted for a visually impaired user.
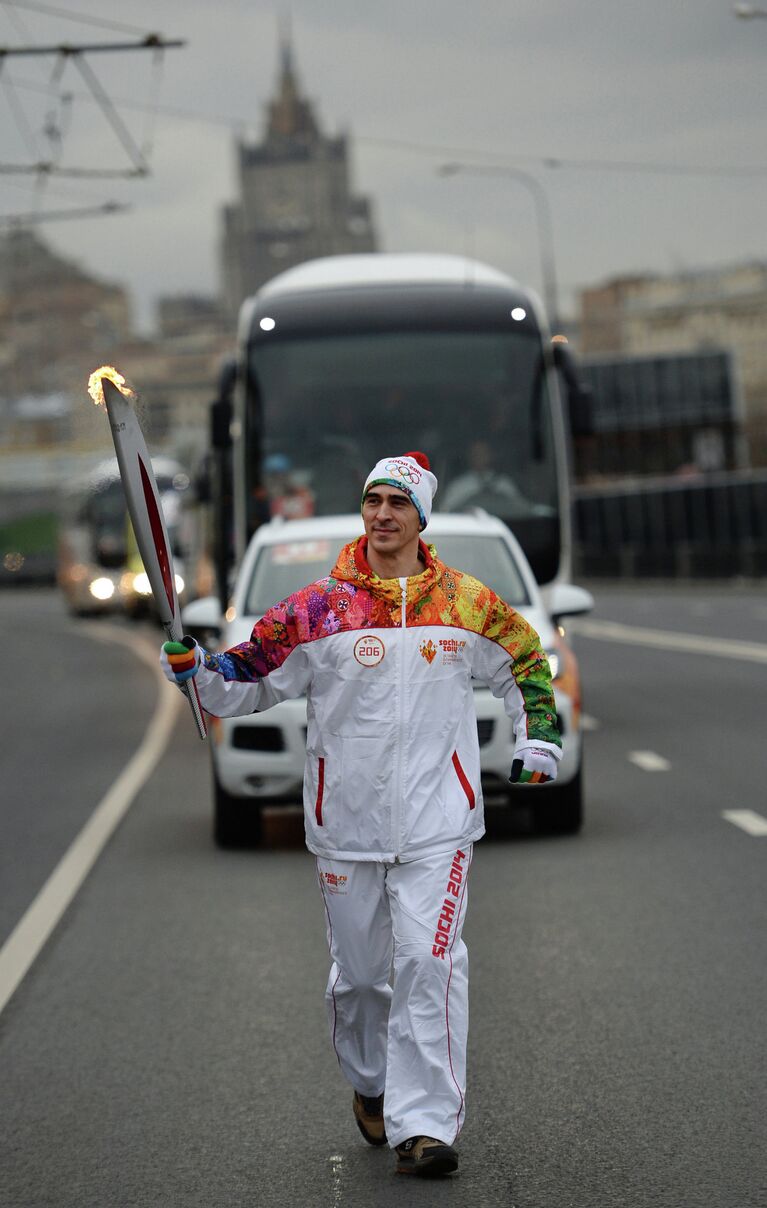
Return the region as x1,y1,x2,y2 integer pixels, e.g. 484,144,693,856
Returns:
88,367,207,739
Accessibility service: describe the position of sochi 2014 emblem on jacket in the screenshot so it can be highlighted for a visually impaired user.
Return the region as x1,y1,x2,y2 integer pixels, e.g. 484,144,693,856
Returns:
439,637,467,664
419,639,437,664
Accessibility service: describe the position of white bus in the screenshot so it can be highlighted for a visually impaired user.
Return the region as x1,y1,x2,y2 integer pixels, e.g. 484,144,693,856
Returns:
213,253,590,591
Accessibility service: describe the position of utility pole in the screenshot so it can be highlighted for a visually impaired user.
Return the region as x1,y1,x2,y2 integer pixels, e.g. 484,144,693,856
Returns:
437,162,561,332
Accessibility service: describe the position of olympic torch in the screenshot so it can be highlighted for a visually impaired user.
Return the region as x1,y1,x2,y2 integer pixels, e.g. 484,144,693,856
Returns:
88,366,207,740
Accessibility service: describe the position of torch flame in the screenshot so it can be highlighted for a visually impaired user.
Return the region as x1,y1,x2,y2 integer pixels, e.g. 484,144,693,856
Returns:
88,365,136,407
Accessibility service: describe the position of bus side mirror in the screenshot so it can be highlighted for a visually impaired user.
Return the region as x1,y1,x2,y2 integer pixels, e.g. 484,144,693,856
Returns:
552,343,594,438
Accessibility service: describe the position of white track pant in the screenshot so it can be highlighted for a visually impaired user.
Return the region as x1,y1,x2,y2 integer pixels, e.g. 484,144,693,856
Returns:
316,844,473,1148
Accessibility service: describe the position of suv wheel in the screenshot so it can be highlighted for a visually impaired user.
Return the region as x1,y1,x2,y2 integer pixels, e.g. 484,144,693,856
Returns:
531,762,583,836
213,765,262,848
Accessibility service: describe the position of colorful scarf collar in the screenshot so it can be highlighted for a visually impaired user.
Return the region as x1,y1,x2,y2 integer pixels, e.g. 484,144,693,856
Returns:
332,536,442,610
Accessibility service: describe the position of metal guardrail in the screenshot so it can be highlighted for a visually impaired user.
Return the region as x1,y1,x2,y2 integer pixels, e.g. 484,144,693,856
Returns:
573,470,767,578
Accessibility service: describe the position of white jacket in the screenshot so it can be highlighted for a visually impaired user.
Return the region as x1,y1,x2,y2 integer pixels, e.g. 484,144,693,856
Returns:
194,538,561,862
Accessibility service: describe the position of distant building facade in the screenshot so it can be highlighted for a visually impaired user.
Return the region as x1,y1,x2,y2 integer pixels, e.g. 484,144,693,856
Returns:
0,228,132,405
156,294,227,341
112,328,232,449
0,227,136,462
0,230,231,464
220,36,377,319
579,262,767,467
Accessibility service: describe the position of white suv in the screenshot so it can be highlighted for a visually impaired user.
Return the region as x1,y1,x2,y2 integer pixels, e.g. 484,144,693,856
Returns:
183,513,593,846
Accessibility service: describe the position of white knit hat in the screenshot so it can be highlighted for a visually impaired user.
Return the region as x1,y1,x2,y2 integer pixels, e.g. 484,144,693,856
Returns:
362,451,438,531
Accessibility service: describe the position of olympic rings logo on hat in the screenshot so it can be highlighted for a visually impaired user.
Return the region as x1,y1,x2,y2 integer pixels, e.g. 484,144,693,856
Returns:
385,459,422,485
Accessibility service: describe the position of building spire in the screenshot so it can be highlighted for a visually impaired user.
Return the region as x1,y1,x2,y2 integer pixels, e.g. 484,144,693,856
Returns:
267,15,318,142
279,11,293,77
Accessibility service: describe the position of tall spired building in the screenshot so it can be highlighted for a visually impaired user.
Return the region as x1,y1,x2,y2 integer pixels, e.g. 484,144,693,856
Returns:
220,34,377,317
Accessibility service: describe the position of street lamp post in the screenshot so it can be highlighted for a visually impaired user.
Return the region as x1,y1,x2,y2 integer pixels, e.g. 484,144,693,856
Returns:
437,161,560,331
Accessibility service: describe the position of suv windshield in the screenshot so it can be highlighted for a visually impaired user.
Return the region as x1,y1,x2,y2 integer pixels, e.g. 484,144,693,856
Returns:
245,532,530,616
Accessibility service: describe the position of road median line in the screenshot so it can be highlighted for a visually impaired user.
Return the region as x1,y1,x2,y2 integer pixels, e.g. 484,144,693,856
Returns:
0,624,182,1017
569,618,767,663
722,810,767,837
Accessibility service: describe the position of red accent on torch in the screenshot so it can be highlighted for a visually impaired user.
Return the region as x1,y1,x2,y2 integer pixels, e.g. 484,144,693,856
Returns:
138,454,175,615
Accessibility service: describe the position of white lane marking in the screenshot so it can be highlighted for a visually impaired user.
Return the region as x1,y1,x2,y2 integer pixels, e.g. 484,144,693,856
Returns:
628,750,671,772
329,1153,345,1207
580,713,600,731
722,810,767,837
0,623,182,1017
569,617,767,664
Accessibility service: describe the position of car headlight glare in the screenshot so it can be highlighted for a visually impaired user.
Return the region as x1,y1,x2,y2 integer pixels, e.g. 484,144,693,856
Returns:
132,572,152,596
89,577,115,601
545,650,560,680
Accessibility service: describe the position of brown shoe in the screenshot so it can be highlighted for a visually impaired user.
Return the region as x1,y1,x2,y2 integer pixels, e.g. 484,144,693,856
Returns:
353,1091,387,1147
395,1135,458,1177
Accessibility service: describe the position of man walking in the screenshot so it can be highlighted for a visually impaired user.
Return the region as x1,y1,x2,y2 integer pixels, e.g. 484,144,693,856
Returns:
162,451,561,1177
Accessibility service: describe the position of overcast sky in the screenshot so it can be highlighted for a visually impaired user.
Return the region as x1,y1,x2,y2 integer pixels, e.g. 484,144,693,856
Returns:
1,0,765,331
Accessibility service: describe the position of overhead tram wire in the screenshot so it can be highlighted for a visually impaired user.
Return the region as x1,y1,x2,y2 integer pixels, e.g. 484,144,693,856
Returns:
1,0,152,37
0,154,130,226
0,199,129,225
0,34,185,178
2,70,764,181
0,57,40,158
5,73,249,131
353,134,767,180
139,37,165,163
69,51,150,174
0,36,186,56
1,167,118,200
0,162,148,177
1,0,74,206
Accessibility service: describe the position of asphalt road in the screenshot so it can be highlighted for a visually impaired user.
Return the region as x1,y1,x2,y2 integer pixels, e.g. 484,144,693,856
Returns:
0,585,765,1208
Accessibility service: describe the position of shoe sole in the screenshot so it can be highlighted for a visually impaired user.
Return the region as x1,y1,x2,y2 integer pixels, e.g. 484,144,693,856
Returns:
396,1154,459,1178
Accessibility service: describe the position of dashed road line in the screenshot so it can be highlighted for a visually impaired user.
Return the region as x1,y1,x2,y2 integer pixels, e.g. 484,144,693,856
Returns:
722,810,767,837
0,623,181,1017
570,617,767,664
628,750,671,772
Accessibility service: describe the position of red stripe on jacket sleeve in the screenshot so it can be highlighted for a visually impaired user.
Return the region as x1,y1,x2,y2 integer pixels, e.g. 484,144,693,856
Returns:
315,757,325,826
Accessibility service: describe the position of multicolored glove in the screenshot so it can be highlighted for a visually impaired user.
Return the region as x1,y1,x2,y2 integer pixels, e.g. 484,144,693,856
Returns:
509,747,559,785
160,637,201,685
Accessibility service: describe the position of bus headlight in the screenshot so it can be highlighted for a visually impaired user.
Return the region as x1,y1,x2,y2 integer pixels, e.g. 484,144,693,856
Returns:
89,577,115,601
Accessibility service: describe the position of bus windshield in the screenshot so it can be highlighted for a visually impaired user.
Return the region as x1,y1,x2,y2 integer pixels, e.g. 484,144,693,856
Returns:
247,329,560,580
